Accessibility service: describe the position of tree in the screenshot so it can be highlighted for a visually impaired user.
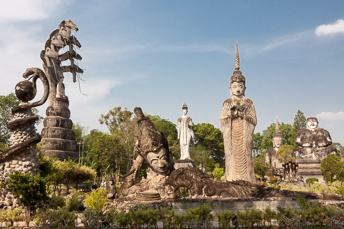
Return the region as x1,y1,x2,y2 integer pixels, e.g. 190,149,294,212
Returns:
192,123,224,167
259,123,297,156
212,164,224,181
320,154,344,183
0,94,19,145
253,133,263,156
254,154,269,179
277,144,295,162
99,107,136,167
149,115,179,158
40,157,96,194
83,130,129,177
293,110,307,132
99,107,133,134
6,172,47,225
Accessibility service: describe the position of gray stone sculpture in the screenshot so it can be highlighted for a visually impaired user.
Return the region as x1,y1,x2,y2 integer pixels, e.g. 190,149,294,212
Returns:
120,107,174,201
220,44,256,183
40,20,83,160
296,117,336,160
0,68,49,208
265,122,283,170
295,117,336,182
177,103,197,161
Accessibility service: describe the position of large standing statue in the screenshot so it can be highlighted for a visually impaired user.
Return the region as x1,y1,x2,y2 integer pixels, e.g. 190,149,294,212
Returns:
220,45,257,183
40,20,83,160
296,117,336,160
177,103,197,160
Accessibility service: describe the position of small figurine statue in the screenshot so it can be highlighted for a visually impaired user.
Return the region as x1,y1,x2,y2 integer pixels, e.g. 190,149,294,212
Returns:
177,103,197,160
296,117,336,160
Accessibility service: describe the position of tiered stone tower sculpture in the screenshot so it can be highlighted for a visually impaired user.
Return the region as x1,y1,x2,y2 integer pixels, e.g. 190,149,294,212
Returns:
220,44,257,183
40,20,83,160
0,68,49,208
295,117,336,182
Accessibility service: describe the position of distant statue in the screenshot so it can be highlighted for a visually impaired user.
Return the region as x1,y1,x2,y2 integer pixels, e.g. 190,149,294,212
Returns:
296,117,336,160
177,103,197,160
265,121,283,170
220,45,256,183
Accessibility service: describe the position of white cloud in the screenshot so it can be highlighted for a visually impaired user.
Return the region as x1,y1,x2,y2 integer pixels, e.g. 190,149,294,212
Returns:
316,111,344,121
315,19,344,37
0,0,66,21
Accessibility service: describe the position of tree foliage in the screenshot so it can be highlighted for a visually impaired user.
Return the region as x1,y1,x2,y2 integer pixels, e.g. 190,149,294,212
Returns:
149,115,179,158
83,130,129,176
40,157,96,193
0,93,19,145
277,144,295,162
293,110,307,132
192,123,224,168
320,154,344,183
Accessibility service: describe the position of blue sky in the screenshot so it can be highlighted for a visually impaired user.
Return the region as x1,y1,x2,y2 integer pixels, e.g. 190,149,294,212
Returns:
1,0,344,144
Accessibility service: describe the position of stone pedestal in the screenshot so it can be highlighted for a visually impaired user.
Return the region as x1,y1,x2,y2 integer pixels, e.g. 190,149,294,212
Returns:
41,97,77,160
174,159,195,170
296,159,324,183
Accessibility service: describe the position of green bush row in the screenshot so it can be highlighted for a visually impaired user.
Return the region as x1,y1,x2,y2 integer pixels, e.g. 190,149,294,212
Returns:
28,199,344,229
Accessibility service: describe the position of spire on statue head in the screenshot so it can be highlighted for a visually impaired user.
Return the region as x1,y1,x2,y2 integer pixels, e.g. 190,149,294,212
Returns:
182,103,188,110
274,120,282,137
230,42,246,84
234,42,240,71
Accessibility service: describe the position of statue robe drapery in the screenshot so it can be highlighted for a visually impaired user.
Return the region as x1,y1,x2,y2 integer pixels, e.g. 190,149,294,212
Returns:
220,97,257,183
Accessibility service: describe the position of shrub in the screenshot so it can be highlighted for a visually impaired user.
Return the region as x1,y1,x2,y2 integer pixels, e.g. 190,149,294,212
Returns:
0,208,24,227
130,206,160,228
41,157,96,193
84,188,107,213
306,177,319,186
217,210,233,229
321,154,343,183
114,211,133,228
35,207,76,229
212,167,225,181
6,172,47,225
66,192,85,212
263,207,277,226
47,194,65,209
186,204,213,229
159,207,177,229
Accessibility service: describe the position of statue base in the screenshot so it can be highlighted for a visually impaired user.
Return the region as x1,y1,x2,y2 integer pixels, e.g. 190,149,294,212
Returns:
296,158,324,183
174,159,195,170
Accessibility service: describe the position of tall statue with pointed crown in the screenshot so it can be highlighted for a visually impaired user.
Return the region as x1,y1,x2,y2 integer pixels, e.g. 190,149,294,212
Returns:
220,44,257,183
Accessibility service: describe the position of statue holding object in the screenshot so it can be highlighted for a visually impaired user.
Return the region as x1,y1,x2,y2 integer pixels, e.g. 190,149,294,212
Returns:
220,44,257,183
